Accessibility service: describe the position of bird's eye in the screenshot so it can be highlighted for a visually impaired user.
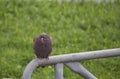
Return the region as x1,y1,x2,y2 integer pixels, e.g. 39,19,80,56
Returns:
40,35,44,38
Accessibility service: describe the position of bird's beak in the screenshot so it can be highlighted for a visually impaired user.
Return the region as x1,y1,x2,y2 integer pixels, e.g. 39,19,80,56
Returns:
41,37,44,42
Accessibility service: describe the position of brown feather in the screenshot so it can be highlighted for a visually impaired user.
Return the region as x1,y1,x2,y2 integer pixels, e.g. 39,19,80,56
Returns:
33,33,52,58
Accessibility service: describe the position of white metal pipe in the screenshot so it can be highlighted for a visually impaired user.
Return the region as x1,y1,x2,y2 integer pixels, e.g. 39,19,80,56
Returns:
54,63,63,79
36,48,120,65
22,59,39,79
65,62,97,79
22,48,120,79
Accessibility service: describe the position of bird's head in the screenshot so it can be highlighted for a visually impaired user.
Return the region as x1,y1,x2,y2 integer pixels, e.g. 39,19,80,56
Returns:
39,33,49,42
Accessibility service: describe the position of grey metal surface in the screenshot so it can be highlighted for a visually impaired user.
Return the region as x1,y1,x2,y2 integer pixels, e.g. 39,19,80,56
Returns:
65,62,97,79
57,0,115,3
54,63,63,79
22,48,120,79
36,48,120,65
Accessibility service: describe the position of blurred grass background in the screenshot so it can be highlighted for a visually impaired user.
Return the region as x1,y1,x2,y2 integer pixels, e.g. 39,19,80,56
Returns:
0,0,120,79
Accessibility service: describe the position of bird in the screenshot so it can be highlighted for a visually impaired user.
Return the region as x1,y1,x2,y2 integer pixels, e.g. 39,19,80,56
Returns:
33,33,52,59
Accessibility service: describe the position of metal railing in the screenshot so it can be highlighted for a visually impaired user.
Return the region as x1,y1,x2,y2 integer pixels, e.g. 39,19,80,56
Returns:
22,48,120,79
57,0,115,3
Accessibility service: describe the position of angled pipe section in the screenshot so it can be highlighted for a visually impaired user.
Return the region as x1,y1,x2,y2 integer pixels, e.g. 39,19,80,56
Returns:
65,62,97,79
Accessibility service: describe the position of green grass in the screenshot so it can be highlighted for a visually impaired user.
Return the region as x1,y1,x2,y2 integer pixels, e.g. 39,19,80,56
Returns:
0,0,120,79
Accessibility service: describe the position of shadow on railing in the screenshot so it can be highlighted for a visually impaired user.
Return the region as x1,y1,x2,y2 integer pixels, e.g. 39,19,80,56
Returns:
22,48,120,79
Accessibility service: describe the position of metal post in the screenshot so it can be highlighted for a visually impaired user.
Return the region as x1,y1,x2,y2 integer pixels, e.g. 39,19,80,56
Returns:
54,63,63,79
